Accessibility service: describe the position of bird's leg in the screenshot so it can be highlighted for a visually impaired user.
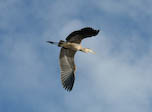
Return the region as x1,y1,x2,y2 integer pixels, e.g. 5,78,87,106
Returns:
46,41,59,45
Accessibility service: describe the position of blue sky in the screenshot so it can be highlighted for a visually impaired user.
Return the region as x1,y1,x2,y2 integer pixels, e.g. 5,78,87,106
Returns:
0,0,152,112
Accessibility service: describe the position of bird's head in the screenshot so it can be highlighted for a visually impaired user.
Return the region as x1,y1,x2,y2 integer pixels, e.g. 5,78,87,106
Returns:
80,27,100,37
81,48,96,54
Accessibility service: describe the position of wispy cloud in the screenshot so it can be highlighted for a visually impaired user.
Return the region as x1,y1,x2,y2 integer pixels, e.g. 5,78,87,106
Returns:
0,0,152,112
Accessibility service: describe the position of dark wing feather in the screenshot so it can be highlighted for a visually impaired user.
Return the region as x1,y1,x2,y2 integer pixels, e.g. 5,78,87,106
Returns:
59,48,76,91
66,27,100,44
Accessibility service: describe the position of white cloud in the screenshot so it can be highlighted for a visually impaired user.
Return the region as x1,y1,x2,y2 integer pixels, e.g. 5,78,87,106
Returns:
94,0,152,18
62,27,152,112
0,0,152,112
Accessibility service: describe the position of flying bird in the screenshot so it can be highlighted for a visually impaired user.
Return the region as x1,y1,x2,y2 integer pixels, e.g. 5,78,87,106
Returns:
47,27,100,91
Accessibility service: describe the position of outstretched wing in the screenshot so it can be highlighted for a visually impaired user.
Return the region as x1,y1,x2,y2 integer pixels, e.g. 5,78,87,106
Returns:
59,48,76,91
66,27,100,44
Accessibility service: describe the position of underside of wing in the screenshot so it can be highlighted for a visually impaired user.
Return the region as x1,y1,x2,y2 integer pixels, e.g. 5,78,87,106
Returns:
66,27,100,44
59,48,76,91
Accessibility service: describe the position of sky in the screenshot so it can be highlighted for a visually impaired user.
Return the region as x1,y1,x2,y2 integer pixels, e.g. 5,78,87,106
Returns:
0,0,152,112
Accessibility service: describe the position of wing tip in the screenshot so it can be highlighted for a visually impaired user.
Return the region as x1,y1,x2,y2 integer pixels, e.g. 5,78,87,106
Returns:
63,85,73,92
61,72,75,92
62,82,74,92
80,27,100,37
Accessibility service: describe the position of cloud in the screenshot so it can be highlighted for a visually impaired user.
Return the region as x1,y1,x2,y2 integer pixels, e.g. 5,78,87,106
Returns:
94,0,152,17
0,0,152,112
62,31,152,112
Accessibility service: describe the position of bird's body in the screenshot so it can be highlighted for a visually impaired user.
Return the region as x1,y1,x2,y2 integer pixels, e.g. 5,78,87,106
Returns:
47,27,100,91
59,41,82,51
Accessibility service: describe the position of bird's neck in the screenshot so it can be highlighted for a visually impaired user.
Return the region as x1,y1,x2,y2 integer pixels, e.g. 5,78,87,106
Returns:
80,48,89,53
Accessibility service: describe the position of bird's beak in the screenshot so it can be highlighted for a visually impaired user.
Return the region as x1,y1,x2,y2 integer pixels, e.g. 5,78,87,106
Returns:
89,50,96,54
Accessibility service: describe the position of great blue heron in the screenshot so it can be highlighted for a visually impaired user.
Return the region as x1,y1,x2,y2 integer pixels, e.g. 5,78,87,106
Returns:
47,27,100,91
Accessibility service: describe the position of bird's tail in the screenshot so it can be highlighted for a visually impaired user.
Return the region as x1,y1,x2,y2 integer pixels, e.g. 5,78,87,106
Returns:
58,40,65,47
46,40,65,47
